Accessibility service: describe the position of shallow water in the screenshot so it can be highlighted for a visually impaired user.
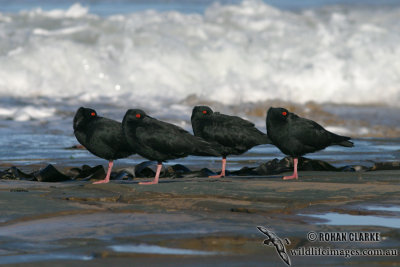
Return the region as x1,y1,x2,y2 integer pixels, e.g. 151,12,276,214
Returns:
109,244,218,255
365,206,400,213
304,212,400,229
0,210,256,263
302,204,400,229
0,254,92,265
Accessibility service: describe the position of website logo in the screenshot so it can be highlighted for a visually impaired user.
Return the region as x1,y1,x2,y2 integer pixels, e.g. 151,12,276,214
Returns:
257,226,291,266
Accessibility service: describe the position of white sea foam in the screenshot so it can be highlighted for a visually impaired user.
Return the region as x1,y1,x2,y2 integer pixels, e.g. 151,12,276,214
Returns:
21,3,90,19
0,0,399,122
0,106,56,121
324,126,352,136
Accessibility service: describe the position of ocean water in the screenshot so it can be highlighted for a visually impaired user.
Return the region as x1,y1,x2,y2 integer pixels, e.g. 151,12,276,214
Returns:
0,0,399,167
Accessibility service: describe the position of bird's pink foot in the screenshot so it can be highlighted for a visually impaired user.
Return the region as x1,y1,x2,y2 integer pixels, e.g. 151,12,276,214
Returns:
138,162,161,185
92,160,113,184
210,157,226,178
283,158,298,180
282,174,298,180
93,179,110,184
209,174,224,178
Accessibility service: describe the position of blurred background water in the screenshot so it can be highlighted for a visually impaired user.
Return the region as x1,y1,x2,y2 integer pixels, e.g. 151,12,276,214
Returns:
0,0,399,169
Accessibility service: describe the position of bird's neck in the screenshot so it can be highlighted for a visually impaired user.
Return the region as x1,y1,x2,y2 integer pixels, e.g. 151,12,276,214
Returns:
191,118,207,136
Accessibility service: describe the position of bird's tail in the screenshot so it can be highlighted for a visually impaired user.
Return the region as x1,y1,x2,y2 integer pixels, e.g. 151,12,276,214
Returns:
192,137,221,157
338,140,354,147
261,134,273,145
252,130,272,145
332,134,354,147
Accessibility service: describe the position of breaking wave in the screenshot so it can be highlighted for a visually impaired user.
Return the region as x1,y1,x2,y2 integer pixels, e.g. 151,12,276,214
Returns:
0,0,399,123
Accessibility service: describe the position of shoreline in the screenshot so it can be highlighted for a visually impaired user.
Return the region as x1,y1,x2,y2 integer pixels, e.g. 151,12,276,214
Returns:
0,170,399,266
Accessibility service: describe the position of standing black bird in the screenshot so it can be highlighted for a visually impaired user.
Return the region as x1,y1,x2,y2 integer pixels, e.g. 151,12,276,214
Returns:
266,107,354,180
191,106,271,178
122,109,220,185
73,107,134,184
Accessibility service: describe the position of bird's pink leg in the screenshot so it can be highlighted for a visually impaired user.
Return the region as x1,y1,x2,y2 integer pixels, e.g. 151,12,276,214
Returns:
139,162,162,185
283,158,298,180
93,160,113,184
209,157,226,178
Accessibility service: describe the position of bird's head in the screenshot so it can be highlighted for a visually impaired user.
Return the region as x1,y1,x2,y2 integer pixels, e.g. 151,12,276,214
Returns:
123,109,147,125
267,107,290,123
73,107,98,131
191,106,213,121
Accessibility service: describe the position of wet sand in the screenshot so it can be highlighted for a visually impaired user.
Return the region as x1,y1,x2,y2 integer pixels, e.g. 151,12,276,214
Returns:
0,170,399,266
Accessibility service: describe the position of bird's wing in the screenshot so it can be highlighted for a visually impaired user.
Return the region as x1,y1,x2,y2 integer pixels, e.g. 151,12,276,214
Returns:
289,117,335,148
205,113,266,146
90,118,126,147
214,113,255,127
136,119,198,155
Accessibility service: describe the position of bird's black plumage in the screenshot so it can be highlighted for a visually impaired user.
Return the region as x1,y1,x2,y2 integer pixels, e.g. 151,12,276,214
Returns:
73,107,134,161
266,107,354,158
191,106,271,157
122,109,220,162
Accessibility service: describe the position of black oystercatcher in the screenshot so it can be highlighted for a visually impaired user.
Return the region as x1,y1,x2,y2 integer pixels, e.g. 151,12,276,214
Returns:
122,109,220,185
266,107,354,180
73,107,134,184
191,106,271,178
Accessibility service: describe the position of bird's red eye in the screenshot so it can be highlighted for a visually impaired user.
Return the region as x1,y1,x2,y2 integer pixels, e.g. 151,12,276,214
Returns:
90,112,96,117
202,110,207,114
136,113,141,118
282,111,287,116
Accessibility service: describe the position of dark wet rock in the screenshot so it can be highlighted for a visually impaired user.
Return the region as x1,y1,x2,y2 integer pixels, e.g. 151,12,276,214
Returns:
230,167,259,176
10,188,29,192
166,164,191,178
64,144,86,150
118,167,136,177
105,162,159,181
68,164,135,182
0,167,35,180
135,167,156,178
257,157,347,175
0,170,11,180
133,161,155,178
133,163,228,178
355,165,370,171
34,164,71,182
256,158,292,175
66,166,83,177
0,158,394,183
113,170,134,180
10,167,35,180
338,165,357,172
339,165,369,172
72,165,106,181
181,168,216,178
370,161,400,171
85,167,108,181
230,207,255,213
299,157,339,171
